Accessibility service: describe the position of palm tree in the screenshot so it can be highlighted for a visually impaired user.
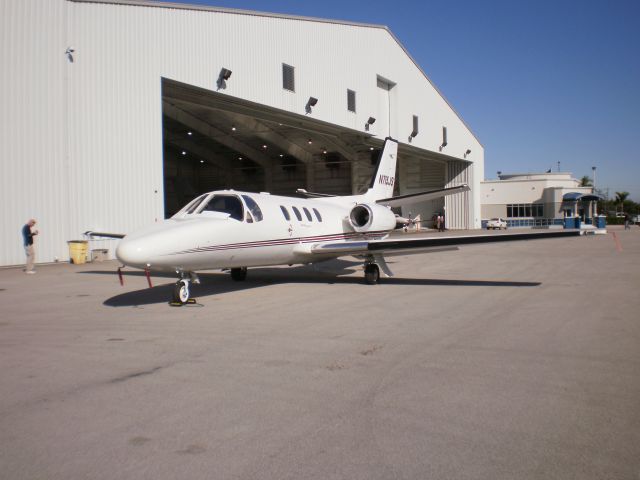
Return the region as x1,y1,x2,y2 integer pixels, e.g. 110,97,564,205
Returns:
579,175,593,187
615,191,629,214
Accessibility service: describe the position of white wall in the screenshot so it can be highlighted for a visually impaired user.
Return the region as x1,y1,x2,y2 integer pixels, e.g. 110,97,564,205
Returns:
0,0,484,266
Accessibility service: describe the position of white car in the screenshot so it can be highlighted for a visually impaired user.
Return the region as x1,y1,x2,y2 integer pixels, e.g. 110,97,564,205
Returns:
486,218,507,230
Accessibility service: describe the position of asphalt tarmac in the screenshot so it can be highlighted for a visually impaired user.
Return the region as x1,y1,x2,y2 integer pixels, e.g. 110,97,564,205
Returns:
1,227,639,480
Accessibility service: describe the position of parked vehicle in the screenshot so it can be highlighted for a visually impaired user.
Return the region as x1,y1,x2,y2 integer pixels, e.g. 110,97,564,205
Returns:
486,217,507,230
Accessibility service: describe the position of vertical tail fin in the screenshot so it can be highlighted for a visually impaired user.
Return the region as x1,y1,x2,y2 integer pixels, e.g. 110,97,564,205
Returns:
366,138,398,200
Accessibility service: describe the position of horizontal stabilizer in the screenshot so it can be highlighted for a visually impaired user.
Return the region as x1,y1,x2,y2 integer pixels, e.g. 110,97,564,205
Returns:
84,231,125,239
295,188,337,198
377,184,470,207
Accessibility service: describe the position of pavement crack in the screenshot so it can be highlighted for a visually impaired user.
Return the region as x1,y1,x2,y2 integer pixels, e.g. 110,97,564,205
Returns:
109,366,163,383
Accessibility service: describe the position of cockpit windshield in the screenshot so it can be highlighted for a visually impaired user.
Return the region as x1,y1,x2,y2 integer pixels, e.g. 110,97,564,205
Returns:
200,195,244,221
181,194,208,215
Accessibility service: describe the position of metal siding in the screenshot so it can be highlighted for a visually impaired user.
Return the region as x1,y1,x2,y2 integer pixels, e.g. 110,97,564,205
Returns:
0,0,69,266
445,161,472,229
0,1,484,266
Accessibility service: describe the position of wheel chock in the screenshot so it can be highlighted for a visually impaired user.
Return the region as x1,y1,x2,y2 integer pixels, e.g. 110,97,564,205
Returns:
168,301,184,307
186,298,197,304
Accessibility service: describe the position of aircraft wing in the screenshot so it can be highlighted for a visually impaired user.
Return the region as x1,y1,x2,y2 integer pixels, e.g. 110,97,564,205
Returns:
311,229,582,257
376,184,470,207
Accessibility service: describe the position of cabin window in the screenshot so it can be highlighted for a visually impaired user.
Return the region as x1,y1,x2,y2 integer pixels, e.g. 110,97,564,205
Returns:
242,195,264,222
303,207,313,221
201,195,244,221
291,206,302,221
313,208,322,222
280,205,290,221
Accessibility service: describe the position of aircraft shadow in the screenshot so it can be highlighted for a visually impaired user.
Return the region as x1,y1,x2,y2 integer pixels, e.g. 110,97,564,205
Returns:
87,260,541,307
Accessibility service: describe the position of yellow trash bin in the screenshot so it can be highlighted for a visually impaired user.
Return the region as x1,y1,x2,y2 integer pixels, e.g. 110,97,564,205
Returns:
68,240,89,264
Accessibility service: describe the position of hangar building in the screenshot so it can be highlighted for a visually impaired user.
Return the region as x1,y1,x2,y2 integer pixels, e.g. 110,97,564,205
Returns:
0,0,483,267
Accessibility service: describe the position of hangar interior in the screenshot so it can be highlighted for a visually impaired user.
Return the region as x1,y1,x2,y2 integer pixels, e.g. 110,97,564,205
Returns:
162,79,452,223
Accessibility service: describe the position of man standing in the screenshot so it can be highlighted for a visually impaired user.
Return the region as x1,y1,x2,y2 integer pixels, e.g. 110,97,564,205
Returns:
22,219,38,274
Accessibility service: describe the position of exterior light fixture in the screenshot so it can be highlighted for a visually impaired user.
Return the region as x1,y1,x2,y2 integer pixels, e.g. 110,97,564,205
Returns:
262,144,268,149
200,160,204,164
322,149,327,154
181,151,186,155
238,156,243,161
464,149,471,159
217,68,232,90
410,115,419,140
365,117,376,131
231,125,236,132
65,47,75,63
187,131,193,136
305,97,318,114
307,139,313,145
279,154,284,157
439,126,448,151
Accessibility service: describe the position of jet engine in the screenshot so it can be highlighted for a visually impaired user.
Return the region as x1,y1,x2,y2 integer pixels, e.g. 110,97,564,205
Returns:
348,203,397,233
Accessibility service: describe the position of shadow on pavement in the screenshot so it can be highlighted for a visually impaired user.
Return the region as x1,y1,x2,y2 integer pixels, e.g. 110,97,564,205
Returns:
81,259,541,307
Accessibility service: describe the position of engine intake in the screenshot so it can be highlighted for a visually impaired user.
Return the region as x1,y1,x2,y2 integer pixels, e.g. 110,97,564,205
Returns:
348,203,396,233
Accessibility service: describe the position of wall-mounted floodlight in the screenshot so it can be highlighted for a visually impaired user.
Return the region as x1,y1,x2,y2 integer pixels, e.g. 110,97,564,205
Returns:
439,126,448,151
65,47,75,63
365,116,376,131
464,149,471,159
217,68,232,90
410,115,419,141
305,97,318,114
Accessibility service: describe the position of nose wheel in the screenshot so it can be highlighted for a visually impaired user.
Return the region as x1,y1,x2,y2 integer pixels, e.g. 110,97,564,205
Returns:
170,276,197,306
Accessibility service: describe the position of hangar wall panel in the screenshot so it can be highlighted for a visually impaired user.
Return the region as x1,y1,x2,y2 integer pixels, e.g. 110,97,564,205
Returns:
0,0,69,266
445,161,472,229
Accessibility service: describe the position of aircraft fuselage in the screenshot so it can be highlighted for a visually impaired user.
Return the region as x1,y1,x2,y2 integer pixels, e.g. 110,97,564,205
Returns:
116,190,389,273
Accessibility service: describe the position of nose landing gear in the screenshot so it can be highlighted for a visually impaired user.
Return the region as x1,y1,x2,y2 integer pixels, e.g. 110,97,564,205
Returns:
170,272,199,306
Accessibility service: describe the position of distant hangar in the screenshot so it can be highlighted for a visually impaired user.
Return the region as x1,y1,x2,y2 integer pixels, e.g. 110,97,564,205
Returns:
0,0,483,266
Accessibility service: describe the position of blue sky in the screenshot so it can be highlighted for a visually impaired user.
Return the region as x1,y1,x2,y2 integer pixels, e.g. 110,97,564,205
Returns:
160,0,640,201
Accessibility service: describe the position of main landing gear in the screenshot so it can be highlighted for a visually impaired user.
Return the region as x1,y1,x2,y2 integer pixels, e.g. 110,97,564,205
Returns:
363,255,392,285
364,264,380,285
170,272,199,306
230,267,247,281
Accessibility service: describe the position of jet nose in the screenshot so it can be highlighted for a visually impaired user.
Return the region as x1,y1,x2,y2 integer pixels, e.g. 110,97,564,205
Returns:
116,237,147,267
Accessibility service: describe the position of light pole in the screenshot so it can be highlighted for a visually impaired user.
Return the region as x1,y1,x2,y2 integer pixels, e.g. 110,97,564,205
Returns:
592,166,597,217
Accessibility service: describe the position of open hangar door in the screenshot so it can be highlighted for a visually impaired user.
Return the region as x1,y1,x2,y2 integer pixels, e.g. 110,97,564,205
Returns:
161,78,455,226
162,78,366,217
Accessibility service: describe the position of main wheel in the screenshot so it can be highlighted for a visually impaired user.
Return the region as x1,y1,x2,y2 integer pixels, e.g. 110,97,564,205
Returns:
173,280,190,304
231,267,248,281
364,264,380,285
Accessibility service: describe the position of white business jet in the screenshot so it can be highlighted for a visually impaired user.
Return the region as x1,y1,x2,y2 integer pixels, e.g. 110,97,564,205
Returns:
112,137,579,305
